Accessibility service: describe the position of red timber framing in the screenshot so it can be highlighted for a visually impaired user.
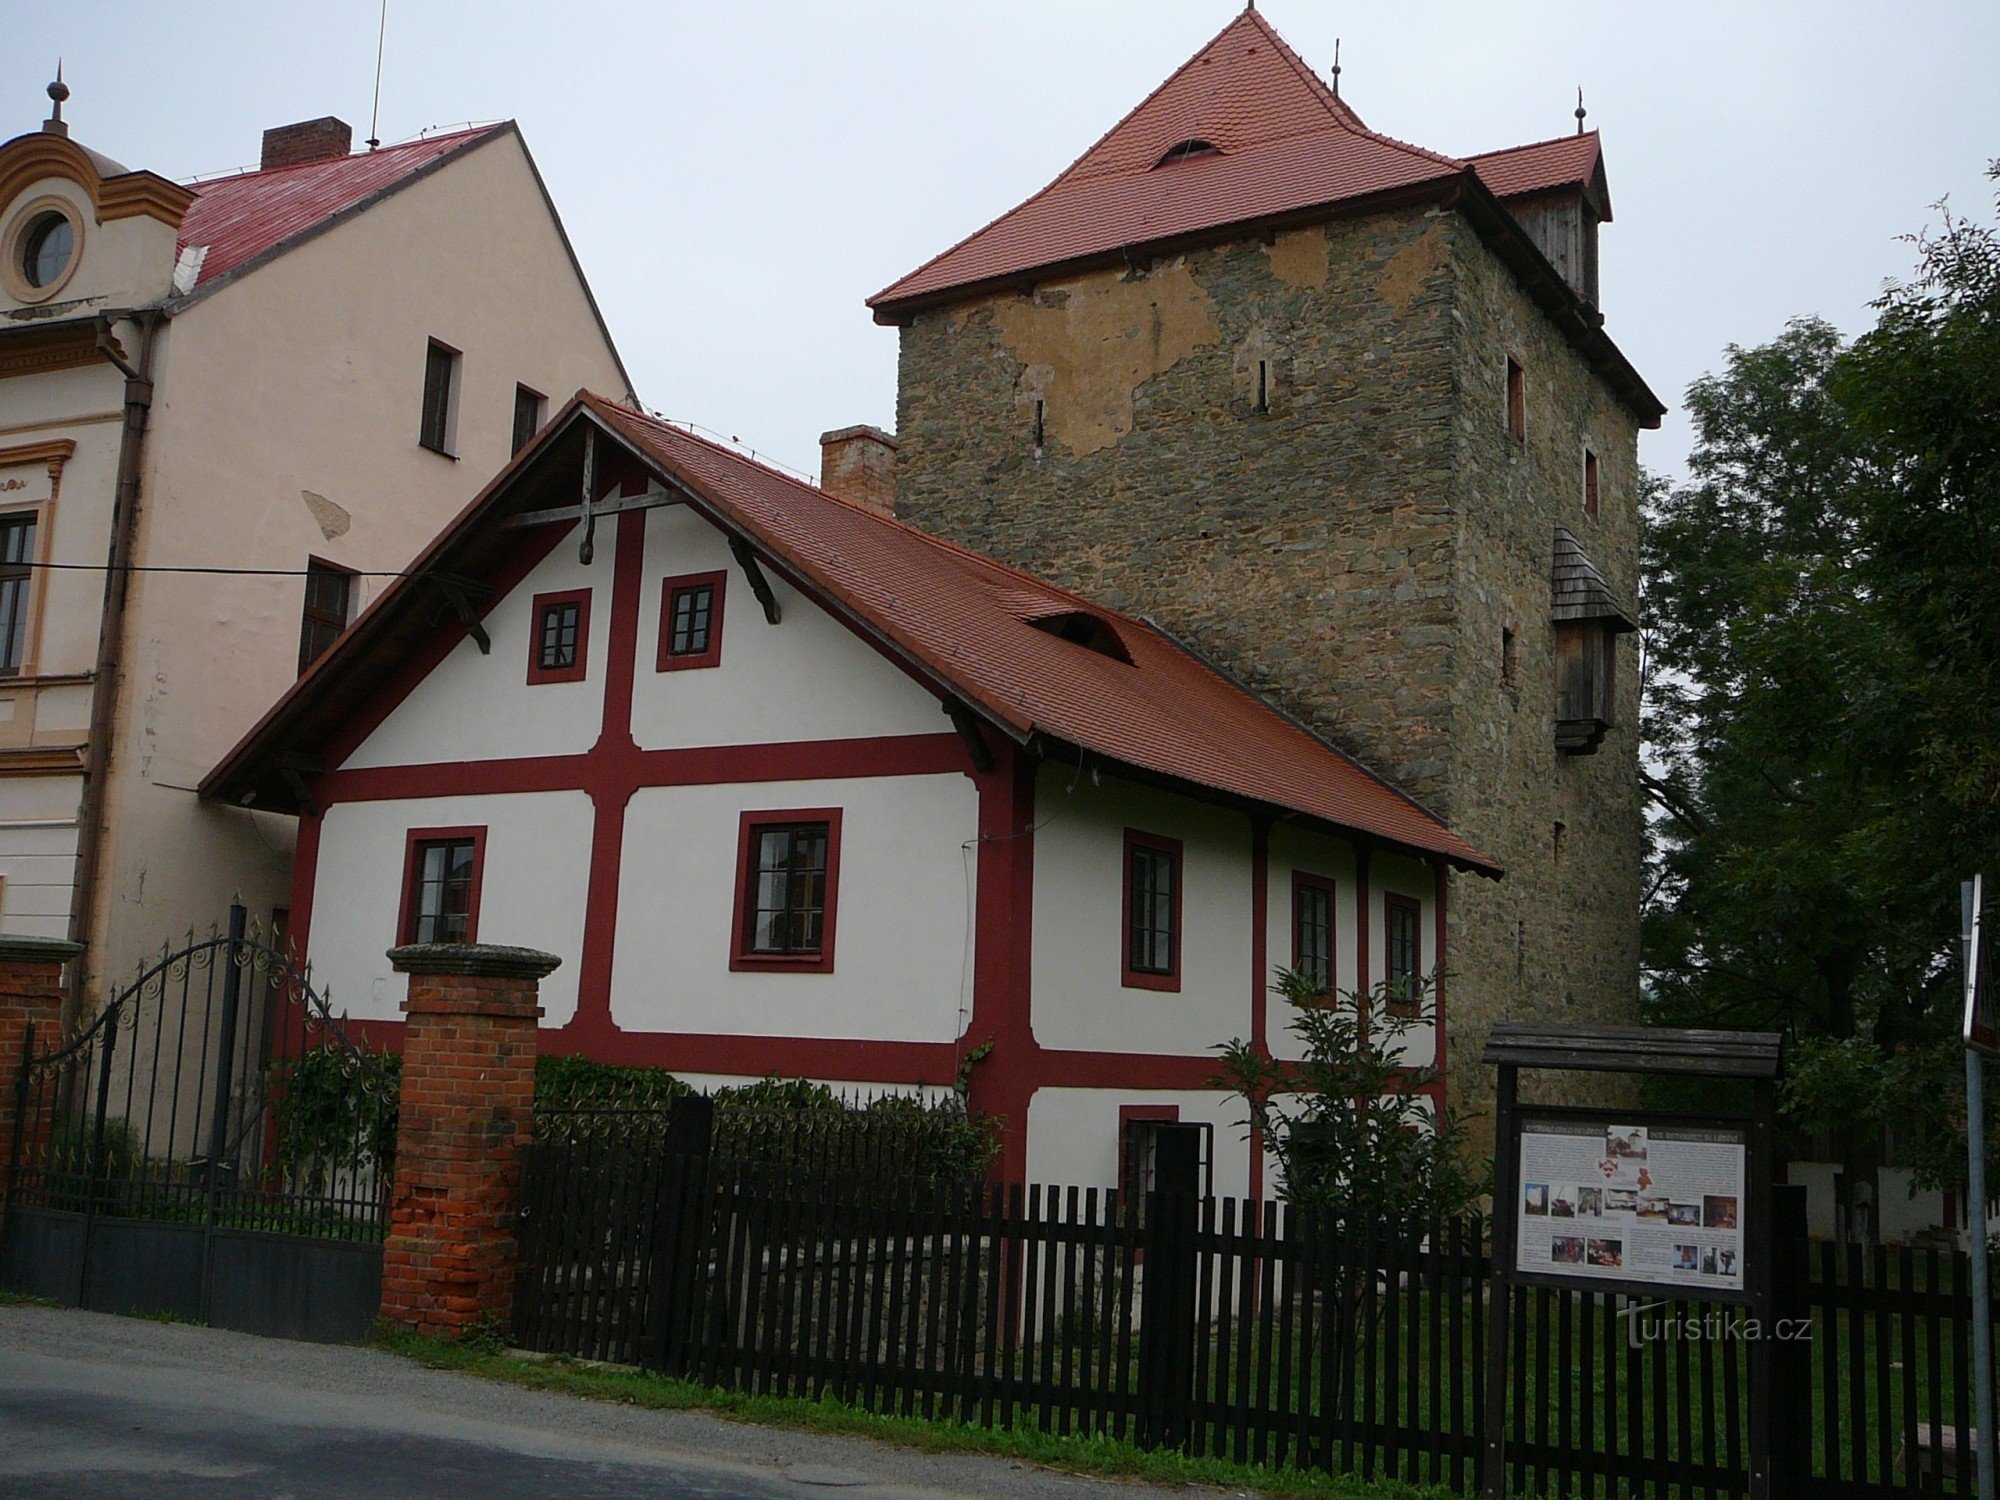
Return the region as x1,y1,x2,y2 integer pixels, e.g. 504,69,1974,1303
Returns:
278,431,1455,1196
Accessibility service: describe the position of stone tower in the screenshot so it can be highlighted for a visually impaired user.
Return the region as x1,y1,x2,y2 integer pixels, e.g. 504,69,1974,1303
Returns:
870,9,1663,1142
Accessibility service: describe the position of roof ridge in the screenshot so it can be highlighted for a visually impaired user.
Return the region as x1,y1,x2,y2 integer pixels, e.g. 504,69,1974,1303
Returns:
1466,128,1600,162
1245,5,1365,134
182,122,504,191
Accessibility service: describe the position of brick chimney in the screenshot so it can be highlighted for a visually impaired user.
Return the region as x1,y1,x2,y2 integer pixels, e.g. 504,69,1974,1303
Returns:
260,117,353,171
818,426,899,518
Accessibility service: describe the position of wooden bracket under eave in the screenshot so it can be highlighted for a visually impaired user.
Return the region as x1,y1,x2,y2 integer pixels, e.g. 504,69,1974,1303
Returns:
942,698,995,772
728,535,782,625
432,574,493,654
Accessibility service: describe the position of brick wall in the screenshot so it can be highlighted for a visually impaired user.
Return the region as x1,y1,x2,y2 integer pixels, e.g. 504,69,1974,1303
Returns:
379,943,556,1339
0,935,79,1213
893,204,1646,1145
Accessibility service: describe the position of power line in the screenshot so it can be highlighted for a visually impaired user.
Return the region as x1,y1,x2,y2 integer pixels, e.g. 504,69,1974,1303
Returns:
15,560,429,579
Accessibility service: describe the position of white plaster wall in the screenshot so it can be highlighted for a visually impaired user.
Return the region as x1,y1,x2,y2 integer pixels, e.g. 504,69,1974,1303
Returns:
610,773,976,1042
1030,766,1254,1056
1025,1086,1255,1200
1263,822,1360,1063
628,505,945,749
308,790,593,1026
344,525,615,768
1370,849,1440,1071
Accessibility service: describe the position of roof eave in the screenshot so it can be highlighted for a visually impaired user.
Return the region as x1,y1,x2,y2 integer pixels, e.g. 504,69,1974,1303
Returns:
868,175,1462,325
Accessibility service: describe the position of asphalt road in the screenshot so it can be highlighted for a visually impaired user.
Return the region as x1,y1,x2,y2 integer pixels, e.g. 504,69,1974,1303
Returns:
0,1305,1208,1499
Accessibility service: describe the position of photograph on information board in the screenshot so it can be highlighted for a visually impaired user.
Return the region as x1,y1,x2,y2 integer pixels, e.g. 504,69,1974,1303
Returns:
1514,1116,1746,1292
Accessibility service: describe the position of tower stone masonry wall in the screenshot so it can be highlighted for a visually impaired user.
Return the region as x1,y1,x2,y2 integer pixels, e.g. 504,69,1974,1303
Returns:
893,204,1644,1146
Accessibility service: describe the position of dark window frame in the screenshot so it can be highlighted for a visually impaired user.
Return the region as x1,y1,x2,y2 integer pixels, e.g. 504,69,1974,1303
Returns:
1291,870,1338,998
526,587,591,685
419,338,461,457
730,808,843,974
511,384,547,456
657,569,727,672
1118,1104,1180,1205
1505,355,1526,442
1122,828,1183,992
1583,446,1601,518
1384,891,1423,1016
398,826,487,947
296,557,355,676
0,510,38,677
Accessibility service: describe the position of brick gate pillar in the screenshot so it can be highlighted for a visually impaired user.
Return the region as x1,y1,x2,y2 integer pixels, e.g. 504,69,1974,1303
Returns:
0,934,80,1217
380,942,558,1340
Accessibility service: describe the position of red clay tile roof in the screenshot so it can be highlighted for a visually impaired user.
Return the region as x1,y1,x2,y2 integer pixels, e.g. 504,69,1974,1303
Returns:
203,393,1497,874
176,124,506,290
870,9,1465,314
1468,132,1609,217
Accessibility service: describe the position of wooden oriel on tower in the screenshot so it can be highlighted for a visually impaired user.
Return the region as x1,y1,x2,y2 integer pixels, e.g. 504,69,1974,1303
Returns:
1550,526,1635,755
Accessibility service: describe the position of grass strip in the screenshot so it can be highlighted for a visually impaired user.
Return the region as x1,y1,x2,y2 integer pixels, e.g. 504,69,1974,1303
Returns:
371,1327,1450,1499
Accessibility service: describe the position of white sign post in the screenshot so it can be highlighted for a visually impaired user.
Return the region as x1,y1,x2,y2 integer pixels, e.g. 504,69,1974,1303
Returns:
1965,875,1996,1500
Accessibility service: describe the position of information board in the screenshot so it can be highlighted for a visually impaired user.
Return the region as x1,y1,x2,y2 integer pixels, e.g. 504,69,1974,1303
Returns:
1514,1114,1747,1296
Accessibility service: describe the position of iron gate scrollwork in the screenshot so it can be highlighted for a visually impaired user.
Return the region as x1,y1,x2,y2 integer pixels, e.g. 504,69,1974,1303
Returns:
2,904,393,1340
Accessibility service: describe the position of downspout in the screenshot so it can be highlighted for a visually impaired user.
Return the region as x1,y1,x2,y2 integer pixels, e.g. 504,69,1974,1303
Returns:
63,310,163,1031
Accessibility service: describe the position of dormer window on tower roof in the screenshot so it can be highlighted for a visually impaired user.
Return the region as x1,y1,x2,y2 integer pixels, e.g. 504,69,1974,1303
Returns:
1155,139,1219,167
19,211,73,288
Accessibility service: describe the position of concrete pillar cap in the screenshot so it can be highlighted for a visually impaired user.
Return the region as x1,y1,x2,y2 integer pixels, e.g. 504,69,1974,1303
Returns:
386,943,561,980
0,933,84,964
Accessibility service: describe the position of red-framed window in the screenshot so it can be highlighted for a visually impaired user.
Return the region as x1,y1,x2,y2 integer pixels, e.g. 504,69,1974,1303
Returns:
1122,828,1182,992
1291,871,1337,997
1384,891,1423,1015
731,808,842,973
526,588,590,685
399,826,486,946
1118,1104,1180,1203
658,570,727,672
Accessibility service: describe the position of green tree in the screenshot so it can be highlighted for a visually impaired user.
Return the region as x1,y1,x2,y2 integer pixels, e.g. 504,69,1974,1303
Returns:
1643,166,2000,1192
1214,969,1484,1234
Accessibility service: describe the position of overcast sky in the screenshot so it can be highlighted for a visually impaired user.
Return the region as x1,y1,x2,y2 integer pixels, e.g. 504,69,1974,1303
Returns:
11,2,1998,482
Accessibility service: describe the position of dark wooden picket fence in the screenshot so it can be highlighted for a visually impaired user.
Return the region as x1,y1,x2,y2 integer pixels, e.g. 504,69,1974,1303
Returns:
511,1130,1994,1497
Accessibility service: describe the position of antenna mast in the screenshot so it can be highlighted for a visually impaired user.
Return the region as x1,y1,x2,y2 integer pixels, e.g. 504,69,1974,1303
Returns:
367,0,388,150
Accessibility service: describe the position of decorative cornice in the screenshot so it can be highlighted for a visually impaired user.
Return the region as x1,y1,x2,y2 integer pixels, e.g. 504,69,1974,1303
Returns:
0,131,190,230
0,745,87,777
0,438,75,482
387,942,563,981
97,170,195,225
0,932,83,964
0,322,107,382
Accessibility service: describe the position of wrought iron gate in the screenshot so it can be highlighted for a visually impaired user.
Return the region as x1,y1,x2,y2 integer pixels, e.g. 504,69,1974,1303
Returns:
1,905,392,1341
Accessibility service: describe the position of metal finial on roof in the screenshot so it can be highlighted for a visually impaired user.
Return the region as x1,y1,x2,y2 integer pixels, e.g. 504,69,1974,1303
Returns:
1575,88,1587,135
43,61,69,137
1331,38,1342,98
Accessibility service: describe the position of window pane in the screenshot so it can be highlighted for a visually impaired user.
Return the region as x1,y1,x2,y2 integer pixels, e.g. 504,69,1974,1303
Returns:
413,838,475,944
1128,845,1175,975
747,822,829,955
512,386,544,455
670,584,713,656
539,600,580,670
1296,883,1332,992
0,516,34,675
421,343,456,452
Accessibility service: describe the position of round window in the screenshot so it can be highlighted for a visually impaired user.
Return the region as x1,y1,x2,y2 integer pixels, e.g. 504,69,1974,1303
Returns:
19,212,75,290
